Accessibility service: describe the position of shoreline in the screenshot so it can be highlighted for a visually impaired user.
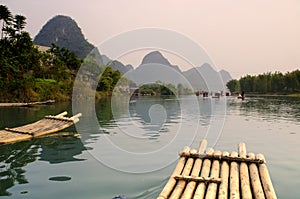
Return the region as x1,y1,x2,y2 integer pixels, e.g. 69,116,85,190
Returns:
0,92,299,106
244,93,300,97
0,100,55,107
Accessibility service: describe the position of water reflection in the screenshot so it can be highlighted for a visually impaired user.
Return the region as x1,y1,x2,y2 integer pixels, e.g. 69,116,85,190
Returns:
197,97,212,126
92,96,183,140
79,95,222,144
129,97,181,138
0,102,71,130
229,96,300,123
0,134,86,196
131,97,180,123
0,141,37,196
1,96,299,198
39,134,86,164
72,94,221,153
95,98,116,128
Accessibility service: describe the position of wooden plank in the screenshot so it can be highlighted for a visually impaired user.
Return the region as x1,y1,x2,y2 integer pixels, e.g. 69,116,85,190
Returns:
239,142,252,199
157,146,190,199
205,150,222,199
193,147,214,199
218,151,230,199
230,151,240,199
180,140,207,199
248,153,265,199
256,154,277,199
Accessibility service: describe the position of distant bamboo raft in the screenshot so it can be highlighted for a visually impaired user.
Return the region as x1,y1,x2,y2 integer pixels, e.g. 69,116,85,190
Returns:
0,111,82,144
0,99,55,107
157,140,277,199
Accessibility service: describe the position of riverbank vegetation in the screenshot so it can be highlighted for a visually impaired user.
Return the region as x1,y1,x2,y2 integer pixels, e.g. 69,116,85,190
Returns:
0,5,83,102
227,70,300,95
137,82,193,96
0,5,192,103
0,5,124,102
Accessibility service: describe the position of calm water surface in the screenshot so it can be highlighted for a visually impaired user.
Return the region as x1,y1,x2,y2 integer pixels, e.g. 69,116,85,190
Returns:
0,96,299,198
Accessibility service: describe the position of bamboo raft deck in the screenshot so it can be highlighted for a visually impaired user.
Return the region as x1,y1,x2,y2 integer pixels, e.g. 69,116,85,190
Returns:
0,111,81,144
158,140,277,199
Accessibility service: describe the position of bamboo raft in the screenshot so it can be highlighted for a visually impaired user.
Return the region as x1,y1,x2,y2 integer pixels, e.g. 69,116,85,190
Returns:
0,99,55,107
157,140,277,199
0,111,82,144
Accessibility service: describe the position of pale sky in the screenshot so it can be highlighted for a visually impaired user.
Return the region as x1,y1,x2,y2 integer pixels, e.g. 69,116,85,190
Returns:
1,0,300,78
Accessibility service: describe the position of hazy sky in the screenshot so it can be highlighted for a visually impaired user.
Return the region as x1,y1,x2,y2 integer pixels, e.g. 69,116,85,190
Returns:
2,0,300,78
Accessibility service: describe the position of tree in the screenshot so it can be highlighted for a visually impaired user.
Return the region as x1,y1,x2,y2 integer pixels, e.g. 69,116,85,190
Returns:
97,67,123,92
285,71,300,92
161,84,176,96
227,70,300,95
48,44,82,72
256,74,268,93
226,79,239,93
13,14,26,35
177,83,184,95
271,72,284,92
0,5,12,39
111,69,121,88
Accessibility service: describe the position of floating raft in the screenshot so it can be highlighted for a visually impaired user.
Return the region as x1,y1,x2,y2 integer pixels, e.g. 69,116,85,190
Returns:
0,99,55,107
158,140,277,199
0,111,81,144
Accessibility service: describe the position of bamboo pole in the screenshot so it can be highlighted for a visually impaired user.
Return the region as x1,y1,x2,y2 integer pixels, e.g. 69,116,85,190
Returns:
70,113,82,120
239,142,252,199
193,147,214,199
248,153,265,199
180,140,208,199
169,148,197,199
230,151,240,199
218,151,230,199
0,130,32,144
180,153,264,164
174,175,221,183
256,154,277,199
169,140,208,198
205,150,222,199
157,146,190,199
56,111,68,117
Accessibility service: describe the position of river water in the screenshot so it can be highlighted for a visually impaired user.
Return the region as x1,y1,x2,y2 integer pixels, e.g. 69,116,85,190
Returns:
0,95,299,198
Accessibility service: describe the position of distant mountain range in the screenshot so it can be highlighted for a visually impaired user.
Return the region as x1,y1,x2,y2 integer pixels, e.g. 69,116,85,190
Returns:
141,51,181,72
34,15,232,91
126,51,231,91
